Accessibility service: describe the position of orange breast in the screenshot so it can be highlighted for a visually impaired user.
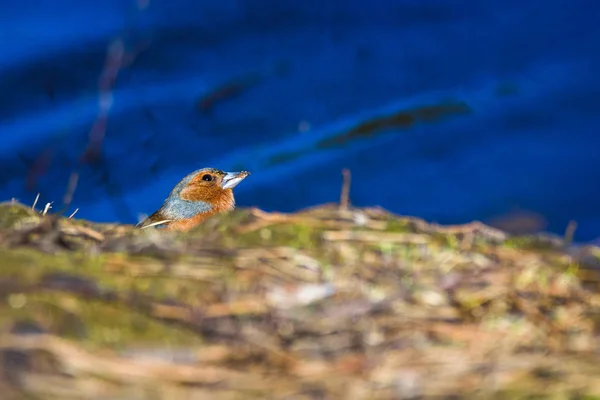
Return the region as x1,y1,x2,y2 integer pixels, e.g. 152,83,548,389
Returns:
162,210,217,232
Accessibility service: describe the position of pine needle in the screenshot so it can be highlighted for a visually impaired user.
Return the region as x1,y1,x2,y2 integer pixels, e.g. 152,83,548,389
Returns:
140,220,172,229
31,193,40,211
68,208,80,219
42,202,53,216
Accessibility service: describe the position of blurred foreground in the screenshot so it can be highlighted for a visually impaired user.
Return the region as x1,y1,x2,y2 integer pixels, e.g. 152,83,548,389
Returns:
1,202,600,399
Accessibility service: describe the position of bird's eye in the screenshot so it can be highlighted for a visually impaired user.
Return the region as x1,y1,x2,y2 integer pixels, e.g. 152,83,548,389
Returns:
201,174,213,182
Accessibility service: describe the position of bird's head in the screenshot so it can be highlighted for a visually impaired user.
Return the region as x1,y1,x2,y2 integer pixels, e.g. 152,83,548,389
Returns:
160,168,250,220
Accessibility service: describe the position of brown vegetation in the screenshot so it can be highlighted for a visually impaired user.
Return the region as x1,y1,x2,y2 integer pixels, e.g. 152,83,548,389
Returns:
1,201,600,399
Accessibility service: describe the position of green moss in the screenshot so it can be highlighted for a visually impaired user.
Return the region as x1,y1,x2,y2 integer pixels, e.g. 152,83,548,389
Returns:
587,247,600,263
384,218,415,233
225,222,323,251
2,201,600,398
0,248,228,313
1,292,205,349
0,202,41,229
0,249,215,349
503,235,559,251
0,249,104,283
428,232,460,250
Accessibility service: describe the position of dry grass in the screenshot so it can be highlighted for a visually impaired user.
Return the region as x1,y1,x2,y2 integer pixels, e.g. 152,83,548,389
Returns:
0,200,599,399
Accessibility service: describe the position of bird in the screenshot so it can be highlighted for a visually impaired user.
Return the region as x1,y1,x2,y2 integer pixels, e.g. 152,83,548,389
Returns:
137,168,250,232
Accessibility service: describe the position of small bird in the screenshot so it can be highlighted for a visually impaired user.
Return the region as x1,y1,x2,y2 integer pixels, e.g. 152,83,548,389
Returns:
137,168,250,232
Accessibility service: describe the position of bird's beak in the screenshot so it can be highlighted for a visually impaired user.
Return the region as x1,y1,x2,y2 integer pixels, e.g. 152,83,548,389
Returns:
221,171,250,190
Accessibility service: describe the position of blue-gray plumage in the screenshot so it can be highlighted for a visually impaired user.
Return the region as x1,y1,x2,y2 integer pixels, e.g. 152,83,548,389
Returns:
137,168,250,231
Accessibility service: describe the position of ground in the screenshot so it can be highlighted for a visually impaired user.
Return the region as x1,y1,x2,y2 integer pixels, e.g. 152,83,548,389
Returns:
1,201,600,399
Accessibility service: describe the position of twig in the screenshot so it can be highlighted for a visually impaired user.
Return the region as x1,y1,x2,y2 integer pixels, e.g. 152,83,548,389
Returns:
42,202,53,216
565,220,577,244
31,193,40,211
80,36,148,164
322,230,429,244
140,220,173,229
61,225,105,242
0,334,266,387
80,40,124,164
339,168,351,210
431,221,507,242
63,172,79,209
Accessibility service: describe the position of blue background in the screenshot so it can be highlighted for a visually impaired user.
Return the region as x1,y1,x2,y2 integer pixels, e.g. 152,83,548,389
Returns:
1,0,599,241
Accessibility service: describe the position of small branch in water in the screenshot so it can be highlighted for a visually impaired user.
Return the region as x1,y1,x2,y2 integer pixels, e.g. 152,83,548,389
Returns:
54,172,80,217
339,168,351,211
63,172,79,210
564,220,577,244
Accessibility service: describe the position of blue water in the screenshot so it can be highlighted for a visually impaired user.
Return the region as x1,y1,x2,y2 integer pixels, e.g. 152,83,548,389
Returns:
1,0,600,241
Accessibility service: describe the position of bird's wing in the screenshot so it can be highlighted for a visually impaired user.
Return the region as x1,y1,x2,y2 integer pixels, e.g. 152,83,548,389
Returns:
136,211,172,229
